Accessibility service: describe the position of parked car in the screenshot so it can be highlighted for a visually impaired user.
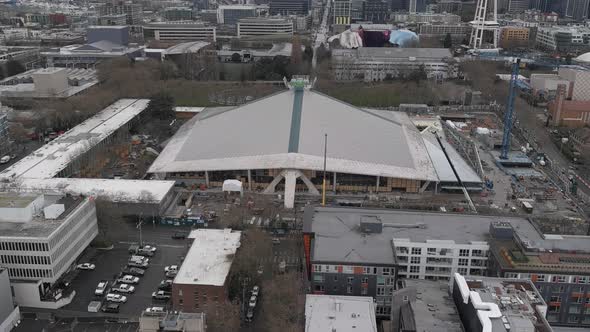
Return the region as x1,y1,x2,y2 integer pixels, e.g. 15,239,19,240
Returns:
158,279,173,291
172,232,188,240
152,291,171,301
0,156,10,164
101,304,120,313
117,275,140,284
77,263,96,270
112,284,135,293
145,306,165,315
128,244,140,254
128,260,148,268
272,238,281,245
141,245,157,252
137,248,154,257
94,281,109,296
122,267,145,276
252,285,260,297
106,293,127,303
248,295,257,308
246,308,254,322
164,265,178,273
165,270,178,278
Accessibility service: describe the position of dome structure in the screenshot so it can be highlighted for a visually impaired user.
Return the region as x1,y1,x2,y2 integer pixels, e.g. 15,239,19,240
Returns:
389,29,419,48
574,52,590,63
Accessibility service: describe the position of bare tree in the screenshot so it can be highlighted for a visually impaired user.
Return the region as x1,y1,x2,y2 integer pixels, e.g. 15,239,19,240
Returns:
258,272,304,332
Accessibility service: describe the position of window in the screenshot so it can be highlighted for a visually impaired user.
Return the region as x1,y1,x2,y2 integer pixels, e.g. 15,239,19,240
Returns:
347,277,354,284
347,286,353,294
333,276,338,282
459,249,469,257
458,258,469,266
410,257,421,264
410,266,420,273
398,247,408,254
403,295,409,302
313,265,322,272
586,298,590,304
314,285,325,292
569,306,582,314
377,276,385,285
361,277,368,284
505,272,518,278
554,286,565,293
537,274,546,282
472,249,484,257
361,287,368,295
377,287,385,296
550,296,562,303
549,305,560,313
552,275,567,283
411,248,421,255
568,316,579,323
427,248,437,254
313,275,324,283
382,268,391,276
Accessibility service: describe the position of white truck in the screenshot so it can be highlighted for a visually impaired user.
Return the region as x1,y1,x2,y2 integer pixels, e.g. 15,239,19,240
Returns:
88,301,102,313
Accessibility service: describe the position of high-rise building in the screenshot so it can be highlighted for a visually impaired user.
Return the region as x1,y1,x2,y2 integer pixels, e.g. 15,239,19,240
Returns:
566,0,590,21
333,0,352,25
391,0,408,11
269,0,309,15
508,0,529,13
409,0,426,13
363,0,389,23
216,5,258,25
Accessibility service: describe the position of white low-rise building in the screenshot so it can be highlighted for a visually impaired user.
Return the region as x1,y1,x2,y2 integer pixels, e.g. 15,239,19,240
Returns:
0,193,98,309
305,295,377,332
237,17,293,38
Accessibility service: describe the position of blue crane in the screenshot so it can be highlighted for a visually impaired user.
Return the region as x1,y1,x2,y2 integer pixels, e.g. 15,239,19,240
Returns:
500,58,521,160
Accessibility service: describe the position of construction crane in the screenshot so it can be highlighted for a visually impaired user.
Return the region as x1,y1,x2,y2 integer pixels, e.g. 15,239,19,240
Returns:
500,58,520,160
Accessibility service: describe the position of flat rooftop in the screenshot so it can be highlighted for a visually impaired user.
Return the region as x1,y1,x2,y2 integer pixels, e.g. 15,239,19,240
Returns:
403,280,463,332
0,194,37,208
0,99,149,180
304,206,540,264
0,194,86,238
0,178,175,204
305,295,377,332
174,229,241,286
460,276,552,332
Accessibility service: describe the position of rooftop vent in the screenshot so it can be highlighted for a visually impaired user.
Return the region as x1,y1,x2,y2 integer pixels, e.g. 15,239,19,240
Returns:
360,216,382,234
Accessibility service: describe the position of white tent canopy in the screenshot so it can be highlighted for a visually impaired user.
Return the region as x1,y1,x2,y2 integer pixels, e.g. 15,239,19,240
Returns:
222,179,243,193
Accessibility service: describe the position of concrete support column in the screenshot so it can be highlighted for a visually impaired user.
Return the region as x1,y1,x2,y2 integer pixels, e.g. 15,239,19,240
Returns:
333,172,337,192
298,171,320,195
263,173,285,194
283,169,298,209
247,170,252,191
205,171,209,187
376,176,380,193
420,181,430,193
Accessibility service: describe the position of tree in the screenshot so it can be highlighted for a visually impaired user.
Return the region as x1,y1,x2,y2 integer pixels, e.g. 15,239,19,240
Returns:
147,92,174,120
258,273,304,331
444,33,453,49
566,54,573,65
5,59,25,77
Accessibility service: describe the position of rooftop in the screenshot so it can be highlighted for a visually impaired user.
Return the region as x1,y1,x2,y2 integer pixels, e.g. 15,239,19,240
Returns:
332,47,453,61
453,274,552,332
148,89,439,182
0,194,87,238
305,295,377,332
303,207,544,264
0,99,149,180
165,41,210,55
401,279,463,332
0,194,37,208
174,229,241,286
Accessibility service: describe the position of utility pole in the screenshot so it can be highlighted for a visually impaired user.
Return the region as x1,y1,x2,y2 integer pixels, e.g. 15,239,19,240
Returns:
322,134,327,206
137,214,144,246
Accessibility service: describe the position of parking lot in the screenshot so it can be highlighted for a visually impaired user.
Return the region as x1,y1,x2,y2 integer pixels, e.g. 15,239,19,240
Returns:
63,222,192,317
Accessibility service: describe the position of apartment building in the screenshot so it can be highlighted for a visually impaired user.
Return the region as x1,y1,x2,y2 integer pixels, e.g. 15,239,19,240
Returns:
331,48,457,82
0,193,98,308
487,220,590,327
97,1,142,25
536,26,590,52
237,18,293,37
143,23,216,42
216,5,257,25
171,229,241,314
419,24,471,37
392,12,461,24
500,26,530,48
269,0,309,15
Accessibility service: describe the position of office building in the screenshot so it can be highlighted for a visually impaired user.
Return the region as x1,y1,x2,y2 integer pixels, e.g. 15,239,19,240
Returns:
409,0,426,13
536,26,590,52
452,274,553,332
499,27,530,49
143,23,216,42
508,0,529,13
0,269,19,332
0,67,98,99
392,12,461,24
237,18,293,37
164,7,193,21
97,1,142,25
0,110,8,157
42,41,143,68
363,0,389,23
97,14,127,26
333,0,352,25
172,229,241,314
216,5,257,25
331,48,458,82
566,0,589,21
487,220,590,327
269,0,309,15
0,193,98,308
87,26,129,45
305,295,377,332
419,24,472,38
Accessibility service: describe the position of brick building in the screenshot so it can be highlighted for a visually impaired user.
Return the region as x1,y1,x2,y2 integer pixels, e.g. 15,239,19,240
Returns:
172,229,241,314
548,84,590,127
499,26,530,49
